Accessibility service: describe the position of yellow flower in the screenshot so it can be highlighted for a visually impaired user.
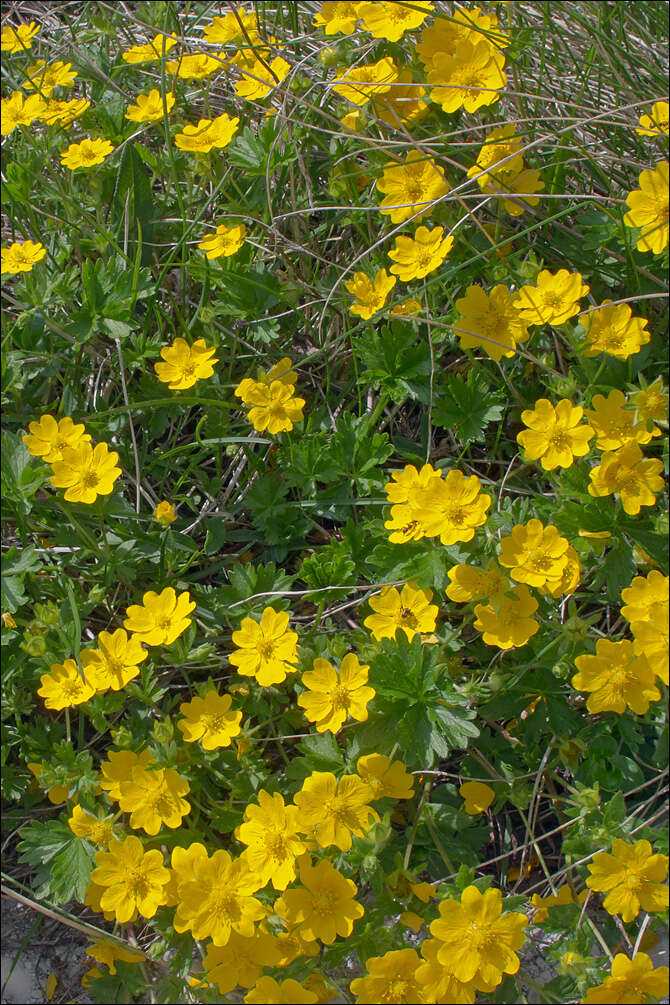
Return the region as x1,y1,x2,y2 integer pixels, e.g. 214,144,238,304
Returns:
154,500,176,525
453,284,530,361
202,8,258,44
585,389,653,450
459,781,495,814
636,100,669,137
517,398,594,470
474,586,539,649
237,790,307,890
621,571,669,624
2,239,47,275
234,357,297,404
243,381,306,434
446,561,510,604
1,21,40,53
125,89,175,123
245,977,318,1004
123,587,196,646
357,2,434,42
313,2,360,35
198,222,246,259
513,269,589,326
2,612,17,629
388,225,453,282
85,940,145,975
631,608,669,685
346,268,397,319
480,166,544,216
121,33,177,64
428,41,506,114
383,463,443,543
467,125,524,188
22,415,89,462
230,50,292,100
60,138,114,170
373,69,429,129
68,807,115,848
530,886,584,923
572,639,660,715
174,113,239,153
81,629,148,692
23,60,77,96
177,689,243,750
582,952,670,1005
293,771,379,851
39,97,90,127
629,376,668,429
429,886,527,986
350,948,424,1003
586,839,669,923
274,857,364,944
166,52,222,79
588,441,664,515
623,161,669,254
118,764,190,835
173,849,265,945
154,337,218,390
356,754,414,800
417,9,508,69
98,749,154,801
540,545,581,598
37,659,96,710
230,606,298,685
90,835,170,923
49,441,121,504
1,90,47,134
332,57,398,106
499,519,570,588
410,469,491,546
376,150,449,223
364,582,438,642
203,930,281,995
581,301,651,360
390,298,422,316
415,938,482,1003
298,653,374,733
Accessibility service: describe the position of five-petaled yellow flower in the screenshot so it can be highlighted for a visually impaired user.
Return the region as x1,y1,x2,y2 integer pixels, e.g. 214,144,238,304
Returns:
499,519,570,588
588,442,665,515
230,606,299,686
121,33,177,64
364,582,438,642
623,161,669,254
376,150,449,223
123,587,196,646
23,59,77,96
572,639,660,715
298,652,374,733
274,857,365,944
586,839,669,923
1,21,40,53
345,268,396,319
81,629,148,692
474,586,539,649
173,849,265,946
428,40,506,113
60,138,114,170
514,269,589,326
357,1,434,42
198,222,246,259
582,952,669,1005
357,754,414,800
38,658,96,710
237,790,307,890
23,414,89,462
454,284,530,361
332,56,398,106
50,441,121,504
1,91,47,134
154,337,218,390
517,398,594,470
350,948,425,1004
243,380,305,434
2,239,47,275
91,835,170,923
388,225,454,282
117,763,191,835
125,89,175,122
175,113,239,153
293,771,379,851
636,100,669,137
581,301,651,360
177,689,243,749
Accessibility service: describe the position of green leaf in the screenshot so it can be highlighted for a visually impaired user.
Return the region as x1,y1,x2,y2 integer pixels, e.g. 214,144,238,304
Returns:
433,370,505,446
355,324,432,404
298,541,357,604
1,546,42,613
617,517,669,573
50,838,96,904
17,820,73,867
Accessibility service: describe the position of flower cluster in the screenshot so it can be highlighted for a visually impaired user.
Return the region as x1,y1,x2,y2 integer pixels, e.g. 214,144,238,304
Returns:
468,125,544,216
384,463,491,546
23,414,121,504
234,357,305,434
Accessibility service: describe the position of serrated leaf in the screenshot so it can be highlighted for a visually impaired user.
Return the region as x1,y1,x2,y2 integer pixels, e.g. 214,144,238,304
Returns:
50,838,96,904
17,820,73,867
433,370,505,446
296,732,344,771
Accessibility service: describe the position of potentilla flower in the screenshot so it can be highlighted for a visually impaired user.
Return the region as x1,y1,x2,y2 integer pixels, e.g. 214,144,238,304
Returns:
621,570,669,624
293,771,379,851
230,50,291,100
586,839,669,923
244,977,318,1004
416,9,508,69
388,225,454,282
453,284,530,361
428,40,506,114
636,100,670,137
198,222,246,259
357,1,434,42
174,849,265,945
513,269,589,326
415,938,482,1003
23,60,77,96
350,948,426,1003
2,239,47,275
345,268,397,319
411,469,491,546
446,561,510,603
118,764,190,835
313,2,360,34
230,606,299,685
1,21,40,53
390,298,422,315
237,790,307,890
60,138,114,170
373,69,429,129
581,301,651,360
474,586,539,649
357,754,414,800
68,806,115,848
154,337,218,390
125,89,175,122
1,90,47,134
430,886,527,986
85,940,145,975
467,125,524,188
364,582,438,642
298,653,375,733
203,930,281,995
383,463,443,543
39,97,90,127
243,380,306,434
177,689,243,749
166,52,222,79
49,441,121,504
273,857,364,944
588,441,664,515
631,607,669,685
121,33,177,64
459,781,495,814
332,56,398,106
499,519,570,588
234,357,297,404
37,658,96,710
154,500,176,526
81,629,148,692
123,587,196,646
623,161,669,254
583,953,669,1005
517,398,594,470
376,150,449,223
202,7,259,43
23,414,89,462
586,388,654,451
630,376,669,430
175,113,239,153
572,639,660,714
540,545,581,598
98,748,154,801
90,834,170,923
480,166,544,216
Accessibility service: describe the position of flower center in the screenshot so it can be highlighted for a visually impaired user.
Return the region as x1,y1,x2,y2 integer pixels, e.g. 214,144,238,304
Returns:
81,470,100,489
332,684,351,712
258,640,276,661
128,868,150,901
400,608,418,629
